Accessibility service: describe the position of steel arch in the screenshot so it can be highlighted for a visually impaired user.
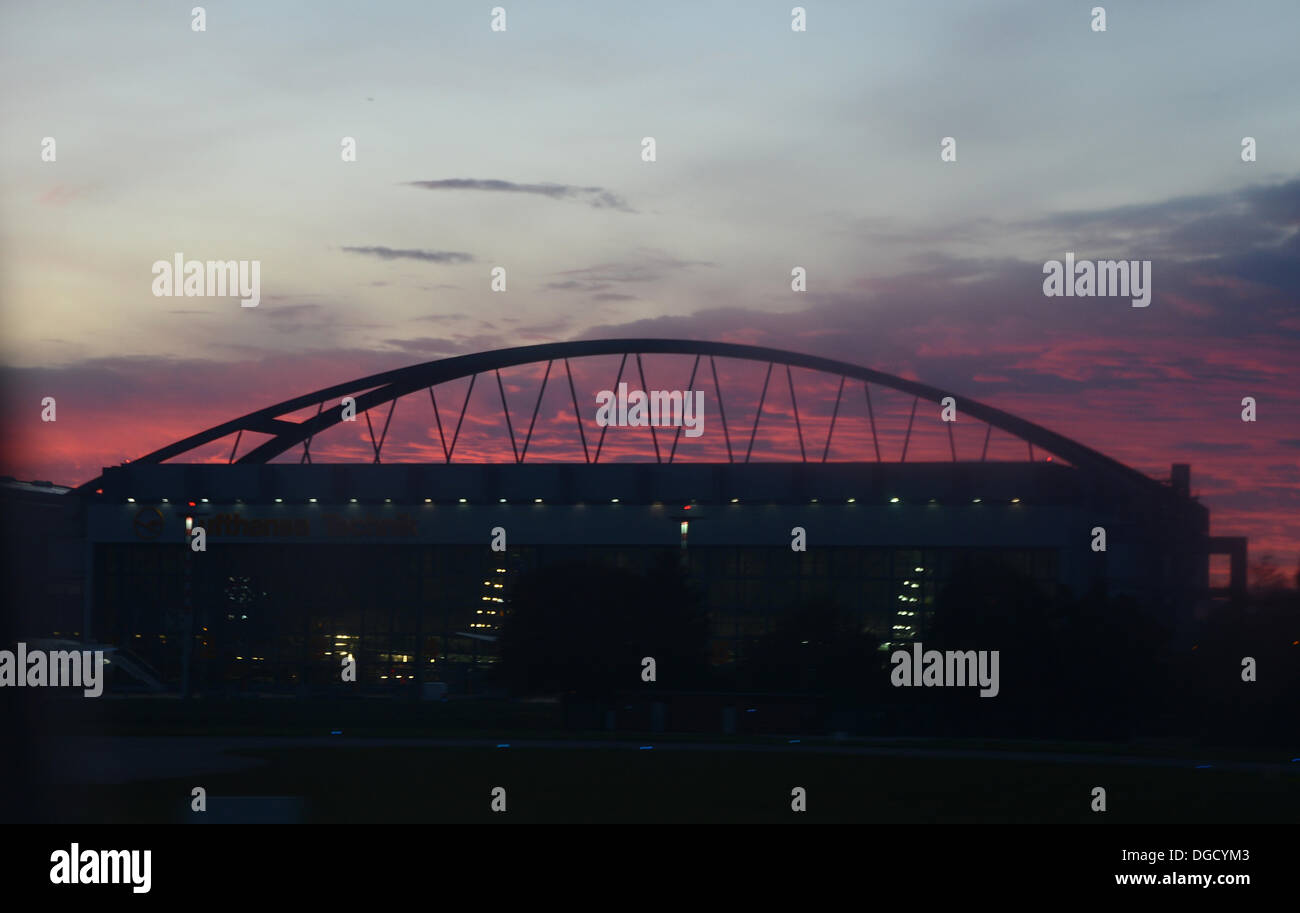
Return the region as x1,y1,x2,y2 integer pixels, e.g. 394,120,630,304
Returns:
75,339,1161,493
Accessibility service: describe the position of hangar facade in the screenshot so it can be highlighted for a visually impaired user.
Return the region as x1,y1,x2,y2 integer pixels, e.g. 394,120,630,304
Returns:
13,340,1246,693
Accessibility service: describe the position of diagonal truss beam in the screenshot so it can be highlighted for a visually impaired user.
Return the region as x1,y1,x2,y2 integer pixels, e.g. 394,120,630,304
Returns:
495,370,519,463
81,339,1162,496
900,396,918,463
710,356,733,464
447,374,477,462
786,365,806,463
593,353,627,464
636,353,662,464
299,402,324,464
744,362,774,464
519,360,552,463
864,382,882,462
669,354,701,464
564,358,590,463
821,375,845,462
430,387,450,462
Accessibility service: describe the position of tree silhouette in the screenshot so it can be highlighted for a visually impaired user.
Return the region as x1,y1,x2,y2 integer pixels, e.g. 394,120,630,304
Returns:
923,556,1173,738
496,556,711,697
738,599,883,705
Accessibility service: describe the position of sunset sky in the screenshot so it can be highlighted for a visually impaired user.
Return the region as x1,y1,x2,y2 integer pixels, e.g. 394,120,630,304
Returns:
1,1,1297,567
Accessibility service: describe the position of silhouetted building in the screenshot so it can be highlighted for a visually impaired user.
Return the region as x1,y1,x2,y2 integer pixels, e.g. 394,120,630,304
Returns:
1,340,1249,694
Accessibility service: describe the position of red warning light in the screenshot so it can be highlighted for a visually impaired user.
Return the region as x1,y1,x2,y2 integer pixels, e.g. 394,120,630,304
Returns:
683,504,692,510
188,501,196,507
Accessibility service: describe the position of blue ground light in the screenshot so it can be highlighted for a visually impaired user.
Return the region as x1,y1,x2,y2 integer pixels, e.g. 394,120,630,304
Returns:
496,744,510,748
639,746,653,750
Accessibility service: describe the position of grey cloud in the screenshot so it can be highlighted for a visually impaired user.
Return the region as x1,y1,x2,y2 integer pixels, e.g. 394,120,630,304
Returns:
848,177,1300,294
341,246,475,263
406,178,634,212
1017,177,1300,266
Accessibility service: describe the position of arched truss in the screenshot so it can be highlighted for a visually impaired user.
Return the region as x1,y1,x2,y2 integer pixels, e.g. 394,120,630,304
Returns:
75,339,1160,493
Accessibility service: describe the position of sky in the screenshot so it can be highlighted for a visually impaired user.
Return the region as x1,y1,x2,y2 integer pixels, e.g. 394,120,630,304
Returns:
1,0,1298,568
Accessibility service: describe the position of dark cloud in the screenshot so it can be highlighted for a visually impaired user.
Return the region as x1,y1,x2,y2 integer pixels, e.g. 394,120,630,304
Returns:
850,178,1300,297
1016,178,1300,281
405,178,634,212
341,246,475,263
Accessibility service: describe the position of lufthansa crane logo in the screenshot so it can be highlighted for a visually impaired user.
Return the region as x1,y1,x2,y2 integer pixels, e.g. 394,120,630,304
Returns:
132,506,164,540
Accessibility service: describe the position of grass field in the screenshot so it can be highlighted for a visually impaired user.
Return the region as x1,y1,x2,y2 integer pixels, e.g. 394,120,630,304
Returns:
27,695,1298,823
42,744,1300,824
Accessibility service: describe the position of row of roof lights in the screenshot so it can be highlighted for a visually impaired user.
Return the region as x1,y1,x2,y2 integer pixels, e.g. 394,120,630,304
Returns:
122,496,1026,505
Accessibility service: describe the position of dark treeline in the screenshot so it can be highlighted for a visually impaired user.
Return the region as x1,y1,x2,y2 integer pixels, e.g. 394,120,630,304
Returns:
495,556,1299,746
